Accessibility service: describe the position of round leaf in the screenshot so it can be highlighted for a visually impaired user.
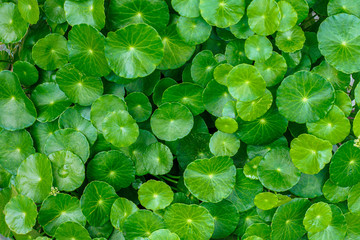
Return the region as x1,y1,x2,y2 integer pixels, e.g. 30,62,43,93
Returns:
138,180,174,211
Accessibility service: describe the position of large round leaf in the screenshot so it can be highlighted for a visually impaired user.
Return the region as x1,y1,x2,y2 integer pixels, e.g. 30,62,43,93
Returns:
0,3,28,43
110,197,138,231
201,200,240,239
123,210,165,239
15,153,53,203
184,156,236,203
236,108,288,145
32,33,69,71
247,0,281,36
0,129,35,175
4,195,37,234
56,64,103,106
31,83,72,123
18,0,39,24
162,82,204,116
48,150,85,192
107,0,169,31
105,23,164,79
150,102,194,141
38,193,86,236
271,198,311,240
290,134,333,175
90,94,127,132
54,222,91,240
227,64,266,102
80,181,118,226
308,205,347,240
226,169,263,212
138,180,174,211
303,202,332,233
245,35,272,62
68,24,110,77
87,150,135,191
158,24,196,70
58,108,97,145
102,110,139,148
64,0,105,30
176,16,211,45
44,128,90,163
258,147,301,192
164,203,215,240
318,13,360,74
276,71,335,124
0,71,37,131
307,105,350,145
199,0,245,28
328,0,360,18
255,51,287,87
330,140,360,187
143,142,173,175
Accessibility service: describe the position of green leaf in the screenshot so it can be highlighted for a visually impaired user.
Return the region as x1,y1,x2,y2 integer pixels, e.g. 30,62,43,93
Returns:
258,147,301,191
215,116,238,134
13,61,39,86
38,193,86,236
125,92,152,122
0,71,37,131
0,3,28,43
254,192,278,210
158,24,196,70
271,198,311,240
105,24,164,79
323,179,351,203
54,222,91,240
68,24,110,77
255,51,287,87
162,83,205,116
44,128,90,163
138,180,174,211
348,182,360,214
201,200,240,238
209,131,240,156
184,156,236,202
276,71,335,124
64,0,105,30
245,35,273,62
226,168,263,212
150,102,194,141
225,39,252,66
18,0,39,24
123,210,165,239
90,94,127,132
110,197,138,231
307,105,350,145
277,1,298,32
15,153,53,203
143,142,173,175
203,79,234,117
318,13,360,74
247,0,281,36
80,181,118,226
304,202,333,233
199,0,245,28
172,0,200,17
102,110,139,148
31,83,72,122
32,33,69,71
48,150,85,192
149,229,180,240
107,0,169,31
227,64,266,102
308,205,347,240
164,203,215,240
176,16,212,45
330,140,360,187
44,0,66,24
0,129,35,175
275,25,306,53
4,195,37,235
327,0,360,18
87,150,135,191
290,133,332,174
191,50,218,87
284,0,309,23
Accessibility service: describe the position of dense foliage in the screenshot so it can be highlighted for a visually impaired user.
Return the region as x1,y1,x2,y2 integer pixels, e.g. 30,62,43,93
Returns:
1,0,360,239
